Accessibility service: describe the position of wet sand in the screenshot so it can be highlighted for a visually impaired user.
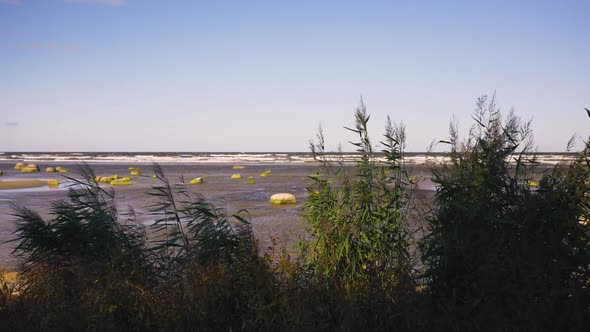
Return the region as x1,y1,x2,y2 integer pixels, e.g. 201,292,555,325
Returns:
0,162,335,269
1,160,555,270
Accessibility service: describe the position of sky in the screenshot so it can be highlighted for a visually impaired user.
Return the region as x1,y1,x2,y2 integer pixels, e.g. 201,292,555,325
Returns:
1,0,589,152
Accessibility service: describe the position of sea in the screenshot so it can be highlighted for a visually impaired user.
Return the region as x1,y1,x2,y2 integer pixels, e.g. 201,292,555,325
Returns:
0,151,577,165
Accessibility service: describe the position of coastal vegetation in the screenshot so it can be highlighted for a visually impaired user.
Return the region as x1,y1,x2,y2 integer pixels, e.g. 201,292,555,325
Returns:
0,96,589,330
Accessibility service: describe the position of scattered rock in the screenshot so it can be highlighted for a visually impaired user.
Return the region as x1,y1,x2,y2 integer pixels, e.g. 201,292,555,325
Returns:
269,193,296,205
231,174,242,179
21,164,40,173
111,179,132,186
190,177,203,185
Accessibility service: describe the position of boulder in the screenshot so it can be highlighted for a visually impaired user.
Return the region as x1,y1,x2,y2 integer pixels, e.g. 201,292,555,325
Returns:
58,168,69,173
111,179,132,186
269,193,296,205
248,175,255,179
14,163,25,170
231,174,242,179
130,170,140,176
47,179,59,187
233,166,246,170
190,177,203,185
245,180,255,185
21,166,39,173
45,167,55,172
55,166,65,171
260,173,269,177
99,177,112,183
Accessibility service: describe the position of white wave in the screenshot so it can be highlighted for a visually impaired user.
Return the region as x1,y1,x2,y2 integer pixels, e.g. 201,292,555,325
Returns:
0,152,575,165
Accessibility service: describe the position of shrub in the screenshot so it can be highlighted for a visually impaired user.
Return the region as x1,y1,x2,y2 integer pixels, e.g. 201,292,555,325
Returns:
421,95,590,330
300,98,419,329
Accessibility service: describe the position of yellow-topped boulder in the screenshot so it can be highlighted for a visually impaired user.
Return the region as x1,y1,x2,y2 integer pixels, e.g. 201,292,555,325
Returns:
111,179,132,186
45,167,55,173
98,177,112,183
47,179,60,187
21,164,40,173
14,163,25,170
231,174,242,179
233,165,246,170
130,170,140,176
190,177,204,185
269,193,296,205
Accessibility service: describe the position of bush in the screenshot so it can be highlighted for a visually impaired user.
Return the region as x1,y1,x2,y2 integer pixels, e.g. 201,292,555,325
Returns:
421,95,590,330
8,164,156,330
299,98,420,329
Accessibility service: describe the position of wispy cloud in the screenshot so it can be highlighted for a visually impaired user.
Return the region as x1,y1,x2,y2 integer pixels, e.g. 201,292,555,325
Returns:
62,0,126,5
4,122,19,127
0,0,22,5
8,42,80,51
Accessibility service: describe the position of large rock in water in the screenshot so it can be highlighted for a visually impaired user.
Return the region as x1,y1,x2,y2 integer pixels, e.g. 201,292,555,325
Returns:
190,177,203,185
269,193,296,205
231,174,242,179
45,167,55,172
21,164,40,173
111,179,131,186
14,163,25,170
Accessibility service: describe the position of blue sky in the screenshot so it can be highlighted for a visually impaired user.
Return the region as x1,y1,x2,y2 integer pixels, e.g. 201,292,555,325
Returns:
1,0,588,152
